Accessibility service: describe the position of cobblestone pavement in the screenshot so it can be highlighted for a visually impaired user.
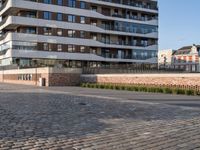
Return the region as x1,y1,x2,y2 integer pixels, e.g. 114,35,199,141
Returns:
0,84,200,149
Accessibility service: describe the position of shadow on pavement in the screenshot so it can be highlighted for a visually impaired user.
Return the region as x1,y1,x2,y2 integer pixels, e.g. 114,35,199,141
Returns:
0,91,200,141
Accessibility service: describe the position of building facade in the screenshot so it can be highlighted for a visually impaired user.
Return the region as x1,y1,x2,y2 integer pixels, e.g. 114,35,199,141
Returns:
158,49,175,69
172,45,200,72
0,0,158,68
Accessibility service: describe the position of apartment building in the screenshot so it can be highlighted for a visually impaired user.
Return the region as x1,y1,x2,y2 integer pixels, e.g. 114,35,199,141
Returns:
0,0,158,68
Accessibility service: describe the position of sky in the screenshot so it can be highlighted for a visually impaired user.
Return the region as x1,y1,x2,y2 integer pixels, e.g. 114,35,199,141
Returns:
158,0,200,50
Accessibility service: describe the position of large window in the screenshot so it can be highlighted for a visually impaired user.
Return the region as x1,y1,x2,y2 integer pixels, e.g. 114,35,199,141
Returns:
26,27,36,34
44,0,52,4
68,30,76,37
80,46,85,53
57,44,62,51
57,0,63,5
57,13,63,21
68,15,76,22
80,1,86,9
57,29,63,36
43,43,48,51
68,0,76,7
80,16,85,24
80,31,85,38
68,45,75,52
91,6,97,12
43,27,52,35
43,43,52,51
43,11,52,20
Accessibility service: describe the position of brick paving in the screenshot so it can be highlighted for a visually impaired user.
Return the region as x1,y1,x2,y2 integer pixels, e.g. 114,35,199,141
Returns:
0,84,200,149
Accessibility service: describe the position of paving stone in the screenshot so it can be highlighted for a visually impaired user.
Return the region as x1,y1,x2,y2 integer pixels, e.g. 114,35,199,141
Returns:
0,84,200,149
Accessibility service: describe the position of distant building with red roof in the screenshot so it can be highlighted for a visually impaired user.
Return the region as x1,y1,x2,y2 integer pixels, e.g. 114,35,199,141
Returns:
172,44,200,72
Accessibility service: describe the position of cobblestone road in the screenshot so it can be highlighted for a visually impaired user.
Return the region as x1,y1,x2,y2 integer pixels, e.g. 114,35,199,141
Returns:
0,84,200,150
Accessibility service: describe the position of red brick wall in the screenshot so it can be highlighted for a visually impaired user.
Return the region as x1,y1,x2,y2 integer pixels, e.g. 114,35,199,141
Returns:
81,74,200,87
49,73,80,86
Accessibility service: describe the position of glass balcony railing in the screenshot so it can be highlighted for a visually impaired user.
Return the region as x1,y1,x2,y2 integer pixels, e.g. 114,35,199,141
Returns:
98,0,158,11
98,39,157,48
98,24,158,35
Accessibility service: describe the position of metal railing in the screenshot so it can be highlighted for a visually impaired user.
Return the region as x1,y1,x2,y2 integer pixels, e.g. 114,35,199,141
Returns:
98,0,158,11
82,67,186,74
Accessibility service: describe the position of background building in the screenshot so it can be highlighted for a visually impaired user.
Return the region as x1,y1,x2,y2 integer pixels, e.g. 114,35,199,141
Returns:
172,45,200,72
158,49,175,69
0,0,158,68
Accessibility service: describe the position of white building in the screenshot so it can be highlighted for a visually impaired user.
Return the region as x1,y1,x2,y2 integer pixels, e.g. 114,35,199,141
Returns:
158,49,175,69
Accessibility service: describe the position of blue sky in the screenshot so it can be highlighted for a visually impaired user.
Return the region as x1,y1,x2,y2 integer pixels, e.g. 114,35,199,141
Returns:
159,0,200,50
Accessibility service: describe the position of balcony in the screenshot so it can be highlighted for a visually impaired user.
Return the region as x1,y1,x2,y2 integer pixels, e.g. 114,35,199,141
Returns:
99,39,157,48
98,24,158,35
98,0,158,11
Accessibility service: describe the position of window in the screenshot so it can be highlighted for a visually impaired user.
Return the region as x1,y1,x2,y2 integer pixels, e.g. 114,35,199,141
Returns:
114,9,118,15
80,46,85,53
80,16,85,24
90,48,97,54
26,27,36,34
43,27,52,35
57,13,63,21
43,43,52,51
68,15,75,22
43,43,48,50
91,6,97,12
57,28,63,36
68,0,76,7
77,61,82,67
18,74,33,81
80,31,85,38
57,44,62,51
57,0,63,5
26,11,36,18
49,44,52,51
91,20,97,26
68,45,75,52
43,11,51,20
80,1,86,9
44,0,52,4
68,30,76,37
91,33,97,40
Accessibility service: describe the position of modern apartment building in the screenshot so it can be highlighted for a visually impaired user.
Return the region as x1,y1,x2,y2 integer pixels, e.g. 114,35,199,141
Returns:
0,0,158,68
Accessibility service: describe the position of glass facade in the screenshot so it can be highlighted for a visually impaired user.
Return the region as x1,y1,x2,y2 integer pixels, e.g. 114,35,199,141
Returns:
132,50,157,60
102,21,158,34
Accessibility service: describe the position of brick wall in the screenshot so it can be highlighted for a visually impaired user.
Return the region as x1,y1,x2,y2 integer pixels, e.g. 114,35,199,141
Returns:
48,73,80,86
81,74,200,88
0,67,82,86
